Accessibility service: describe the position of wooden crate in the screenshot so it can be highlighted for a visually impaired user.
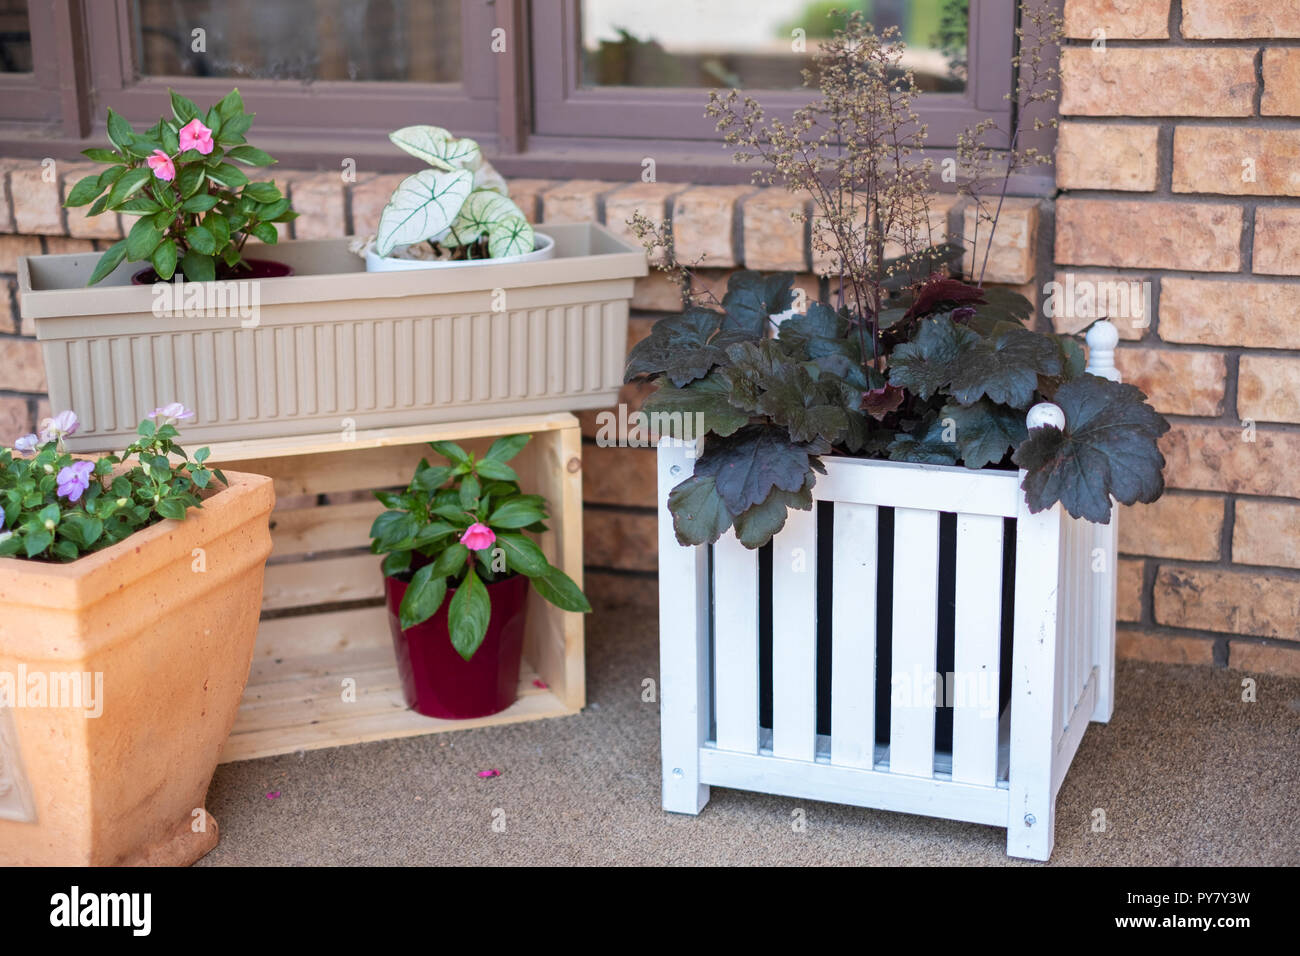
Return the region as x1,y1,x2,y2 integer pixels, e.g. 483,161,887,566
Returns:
203,412,585,763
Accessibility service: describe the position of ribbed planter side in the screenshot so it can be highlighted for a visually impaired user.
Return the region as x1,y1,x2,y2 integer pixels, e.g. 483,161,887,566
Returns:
19,224,646,452
0,471,275,866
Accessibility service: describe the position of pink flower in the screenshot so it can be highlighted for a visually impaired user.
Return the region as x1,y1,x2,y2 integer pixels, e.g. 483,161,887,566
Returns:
13,433,39,454
459,522,496,551
147,149,176,181
39,410,79,451
148,402,195,426
178,118,214,155
56,460,95,503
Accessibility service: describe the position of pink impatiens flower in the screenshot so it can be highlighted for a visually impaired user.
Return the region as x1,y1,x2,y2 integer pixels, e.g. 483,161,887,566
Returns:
459,522,496,551
56,460,95,503
148,402,196,426
13,433,39,454
178,118,214,155
147,149,176,181
39,410,79,451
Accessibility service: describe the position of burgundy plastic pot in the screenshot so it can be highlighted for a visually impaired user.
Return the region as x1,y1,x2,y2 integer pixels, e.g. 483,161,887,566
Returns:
130,257,293,284
384,572,530,720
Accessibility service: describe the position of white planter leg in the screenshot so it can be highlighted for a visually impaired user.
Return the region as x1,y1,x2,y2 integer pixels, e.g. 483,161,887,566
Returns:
1009,404,1066,861
657,438,711,815
1085,321,1121,726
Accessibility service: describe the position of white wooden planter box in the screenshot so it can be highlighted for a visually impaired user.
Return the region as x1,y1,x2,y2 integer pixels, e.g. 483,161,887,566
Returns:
18,223,645,452
656,342,1123,861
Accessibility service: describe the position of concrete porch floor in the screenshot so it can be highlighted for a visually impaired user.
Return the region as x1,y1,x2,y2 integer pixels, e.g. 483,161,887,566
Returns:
200,602,1300,866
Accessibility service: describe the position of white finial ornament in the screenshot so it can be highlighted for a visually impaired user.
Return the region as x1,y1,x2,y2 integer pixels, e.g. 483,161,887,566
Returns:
1085,319,1122,382
1026,402,1065,431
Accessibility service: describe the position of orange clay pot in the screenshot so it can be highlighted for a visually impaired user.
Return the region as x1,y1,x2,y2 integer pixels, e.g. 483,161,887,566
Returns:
0,470,274,866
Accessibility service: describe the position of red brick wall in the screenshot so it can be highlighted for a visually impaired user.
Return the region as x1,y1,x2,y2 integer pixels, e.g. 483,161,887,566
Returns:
1058,0,1300,676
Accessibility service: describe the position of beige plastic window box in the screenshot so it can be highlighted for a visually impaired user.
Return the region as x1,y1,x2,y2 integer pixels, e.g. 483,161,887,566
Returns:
18,223,646,452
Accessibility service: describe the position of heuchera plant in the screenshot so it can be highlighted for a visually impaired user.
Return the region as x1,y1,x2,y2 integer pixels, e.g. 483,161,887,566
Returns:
627,10,1170,550
65,89,297,285
0,405,224,562
369,434,590,660
371,125,534,261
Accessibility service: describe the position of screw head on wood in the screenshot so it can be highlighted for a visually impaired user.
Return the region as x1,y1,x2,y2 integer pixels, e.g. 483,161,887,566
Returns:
566,456,581,473
670,465,681,476
1024,813,1037,827
672,768,683,778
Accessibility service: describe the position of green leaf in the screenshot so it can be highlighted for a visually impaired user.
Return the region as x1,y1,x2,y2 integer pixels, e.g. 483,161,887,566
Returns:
156,498,188,521
412,464,453,494
489,499,548,529
24,530,53,558
429,440,470,464
693,424,817,517
226,145,275,166
180,250,215,282
411,521,457,549
1013,375,1170,524
374,167,474,256
529,565,591,614
206,213,231,248
732,470,815,549
125,216,165,261
249,222,278,244
640,371,750,439
81,147,123,163
185,224,217,255
624,308,729,388
720,271,796,337
887,418,959,465
486,215,534,259
459,474,481,510
447,569,492,660
939,399,1029,470
888,316,981,401
176,163,206,199
60,513,103,548
216,88,245,121
151,240,179,281
105,108,134,154
65,174,104,207
243,181,281,203
474,459,518,482
398,563,448,630
206,163,249,189
370,510,420,550
106,167,153,207
87,240,128,285
381,550,412,577
722,339,849,445
388,125,482,171
181,193,220,213
665,473,733,546
485,434,529,463
169,89,201,123
947,326,1063,409
494,533,549,576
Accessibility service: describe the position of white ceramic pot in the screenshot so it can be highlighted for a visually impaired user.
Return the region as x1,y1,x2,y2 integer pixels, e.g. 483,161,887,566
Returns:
364,232,556,272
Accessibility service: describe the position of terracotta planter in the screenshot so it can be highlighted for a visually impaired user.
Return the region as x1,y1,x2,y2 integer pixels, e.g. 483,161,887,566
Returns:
384,572,529,720
0,470,275,866
17,223,647,452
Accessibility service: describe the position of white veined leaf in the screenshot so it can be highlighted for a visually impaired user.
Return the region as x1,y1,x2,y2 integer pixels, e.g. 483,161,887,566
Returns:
487,215,535,259
443,190,522,248
388,125,482,172
375,168,474,255
473,157,509,195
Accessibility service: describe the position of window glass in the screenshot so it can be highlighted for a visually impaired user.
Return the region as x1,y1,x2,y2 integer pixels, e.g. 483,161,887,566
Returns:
580,0,969,93
133,0,461,83
0,0,31,73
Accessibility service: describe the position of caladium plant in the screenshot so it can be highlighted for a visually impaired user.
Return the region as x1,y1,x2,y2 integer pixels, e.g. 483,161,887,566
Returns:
627,271,1169,549
371,125,534,261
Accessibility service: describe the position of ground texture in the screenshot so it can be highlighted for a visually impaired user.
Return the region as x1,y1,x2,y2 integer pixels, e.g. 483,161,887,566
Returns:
201,603,1300,866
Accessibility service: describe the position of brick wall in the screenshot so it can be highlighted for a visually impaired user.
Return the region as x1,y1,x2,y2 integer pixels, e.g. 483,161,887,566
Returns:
3,24,1296,680
1058,0,1300,676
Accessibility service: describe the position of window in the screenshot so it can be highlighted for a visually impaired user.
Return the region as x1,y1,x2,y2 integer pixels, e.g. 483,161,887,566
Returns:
0,1,1042,187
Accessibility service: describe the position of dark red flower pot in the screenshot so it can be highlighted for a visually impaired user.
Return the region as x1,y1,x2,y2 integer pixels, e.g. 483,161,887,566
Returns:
384,572,530,720
130,258,293,284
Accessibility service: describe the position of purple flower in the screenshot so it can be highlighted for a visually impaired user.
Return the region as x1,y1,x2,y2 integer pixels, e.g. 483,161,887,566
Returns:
13,433,40,454
39,410,79,445
148,402,196,426
56,460,95,503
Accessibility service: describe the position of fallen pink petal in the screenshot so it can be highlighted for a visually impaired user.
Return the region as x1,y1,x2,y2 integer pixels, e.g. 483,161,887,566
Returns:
265,791,281,800
476,769,500,779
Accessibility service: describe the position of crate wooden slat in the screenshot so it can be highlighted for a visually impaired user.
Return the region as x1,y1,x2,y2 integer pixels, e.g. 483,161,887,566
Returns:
208,412,585,763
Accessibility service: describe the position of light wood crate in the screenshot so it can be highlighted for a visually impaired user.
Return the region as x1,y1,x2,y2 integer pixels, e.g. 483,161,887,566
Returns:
201,412,585,763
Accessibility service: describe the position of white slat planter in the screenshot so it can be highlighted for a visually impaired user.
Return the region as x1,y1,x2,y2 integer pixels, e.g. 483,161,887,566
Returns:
657,322,1122,861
